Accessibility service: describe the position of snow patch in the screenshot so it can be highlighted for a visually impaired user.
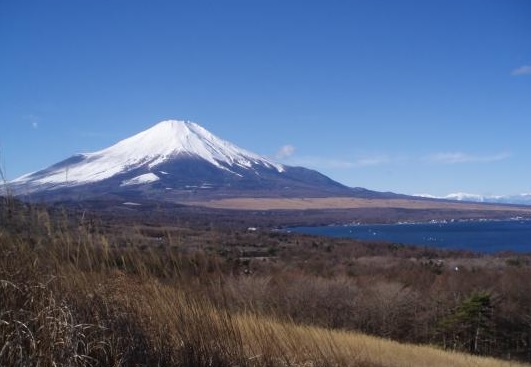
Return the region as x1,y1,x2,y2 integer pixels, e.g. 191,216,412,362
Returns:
120,173,160,186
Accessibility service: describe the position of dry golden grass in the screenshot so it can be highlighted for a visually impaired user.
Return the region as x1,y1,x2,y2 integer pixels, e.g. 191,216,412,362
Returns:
185,196,531,212
235,312,527,367
1,203,529,366
56,269,530,367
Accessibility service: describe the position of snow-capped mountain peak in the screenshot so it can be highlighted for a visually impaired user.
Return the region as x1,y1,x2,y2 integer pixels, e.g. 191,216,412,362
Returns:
415,192,531,206
10,118,378,202
87,119,284,172
12,119,284,188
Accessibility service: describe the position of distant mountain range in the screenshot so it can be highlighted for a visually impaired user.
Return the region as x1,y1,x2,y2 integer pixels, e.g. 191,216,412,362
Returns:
11,120,396,203
415,193,531,206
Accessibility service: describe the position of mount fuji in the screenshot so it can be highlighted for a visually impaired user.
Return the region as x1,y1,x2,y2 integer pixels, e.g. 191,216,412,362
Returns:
11,120,390,203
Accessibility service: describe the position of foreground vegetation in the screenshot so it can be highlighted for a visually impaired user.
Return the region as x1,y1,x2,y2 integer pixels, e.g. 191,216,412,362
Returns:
1,198,530,366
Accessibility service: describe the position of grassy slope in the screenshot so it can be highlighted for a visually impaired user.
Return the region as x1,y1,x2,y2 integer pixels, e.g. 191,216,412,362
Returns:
1,201,529,366
2,259,525,367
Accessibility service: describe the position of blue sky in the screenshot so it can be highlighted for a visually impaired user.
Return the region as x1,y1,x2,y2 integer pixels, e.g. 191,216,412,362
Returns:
1,0,530,196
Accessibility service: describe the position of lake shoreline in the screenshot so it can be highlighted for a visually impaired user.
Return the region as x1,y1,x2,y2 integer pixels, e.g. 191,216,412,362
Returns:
286,218,531,254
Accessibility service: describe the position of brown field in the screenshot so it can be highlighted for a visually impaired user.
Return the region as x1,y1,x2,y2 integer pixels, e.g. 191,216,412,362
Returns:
3,198,531,366
187,196,531,212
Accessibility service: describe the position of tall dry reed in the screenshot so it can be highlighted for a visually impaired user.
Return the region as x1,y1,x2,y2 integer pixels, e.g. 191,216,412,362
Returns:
1,203,528,367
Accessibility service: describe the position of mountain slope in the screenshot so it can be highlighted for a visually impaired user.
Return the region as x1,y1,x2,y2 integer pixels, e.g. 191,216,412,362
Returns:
11,120,389,202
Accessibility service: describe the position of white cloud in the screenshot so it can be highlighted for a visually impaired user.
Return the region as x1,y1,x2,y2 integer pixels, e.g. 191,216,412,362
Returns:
353,155,390,167
275,144,295,159
512,64,531,76
285,157,354,169
23,114,40,129
286,154,391,169
424,151,511,164
283,150,508,170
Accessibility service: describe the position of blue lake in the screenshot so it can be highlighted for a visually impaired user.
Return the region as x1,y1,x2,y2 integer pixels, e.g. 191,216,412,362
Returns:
288,220,531,254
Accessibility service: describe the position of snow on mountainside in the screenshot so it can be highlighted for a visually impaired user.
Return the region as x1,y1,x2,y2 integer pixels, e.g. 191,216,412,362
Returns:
12,120,284,190
120,173,160,187
10,119,384,202
415,193,531,205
